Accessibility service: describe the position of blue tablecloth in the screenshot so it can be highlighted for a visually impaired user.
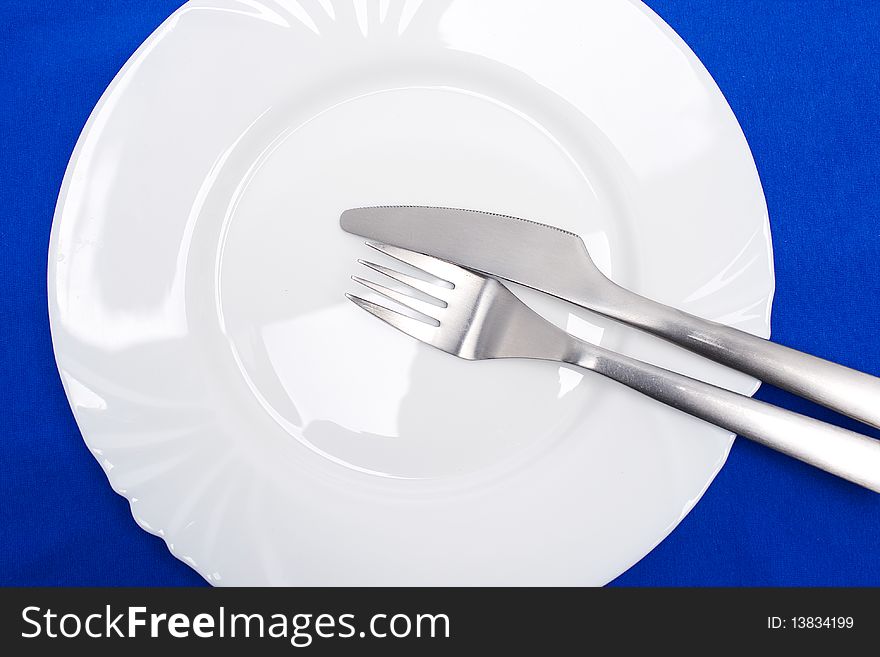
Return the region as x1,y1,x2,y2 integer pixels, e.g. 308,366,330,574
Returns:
2,0,878,586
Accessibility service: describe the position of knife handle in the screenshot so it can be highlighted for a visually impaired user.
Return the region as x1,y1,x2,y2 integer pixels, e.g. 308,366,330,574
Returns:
590,283,880,429
562,340,880,493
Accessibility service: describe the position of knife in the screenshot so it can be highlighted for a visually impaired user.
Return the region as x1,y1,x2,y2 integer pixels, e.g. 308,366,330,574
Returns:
341,205,880,429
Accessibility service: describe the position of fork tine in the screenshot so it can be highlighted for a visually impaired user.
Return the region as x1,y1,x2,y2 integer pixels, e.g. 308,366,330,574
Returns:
351,275,442,321
346,294,438,343
358,259,450,301
366,242,468,285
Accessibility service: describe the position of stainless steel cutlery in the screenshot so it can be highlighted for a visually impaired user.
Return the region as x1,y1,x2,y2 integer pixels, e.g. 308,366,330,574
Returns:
342,206,880,429
347,242,880,492
343,200,880,493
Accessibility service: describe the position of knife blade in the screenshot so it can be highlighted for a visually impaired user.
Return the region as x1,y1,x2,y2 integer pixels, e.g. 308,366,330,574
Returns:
339,205,880,429
340,206,612,306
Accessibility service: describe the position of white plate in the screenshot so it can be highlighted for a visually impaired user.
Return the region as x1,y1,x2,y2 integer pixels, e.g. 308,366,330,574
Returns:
49,0,773,585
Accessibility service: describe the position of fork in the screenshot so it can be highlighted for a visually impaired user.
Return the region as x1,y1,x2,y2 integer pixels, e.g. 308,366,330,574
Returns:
347,242,880,493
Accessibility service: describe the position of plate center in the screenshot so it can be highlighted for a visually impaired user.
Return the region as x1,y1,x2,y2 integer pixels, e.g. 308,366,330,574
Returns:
215,86,627,479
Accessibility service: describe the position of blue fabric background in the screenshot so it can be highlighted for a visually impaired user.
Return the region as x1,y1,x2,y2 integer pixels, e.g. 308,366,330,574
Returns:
1,1,878,586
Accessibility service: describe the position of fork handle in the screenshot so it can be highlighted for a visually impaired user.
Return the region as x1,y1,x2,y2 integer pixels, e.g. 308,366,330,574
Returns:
587,284,880,429
564,343,880,493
